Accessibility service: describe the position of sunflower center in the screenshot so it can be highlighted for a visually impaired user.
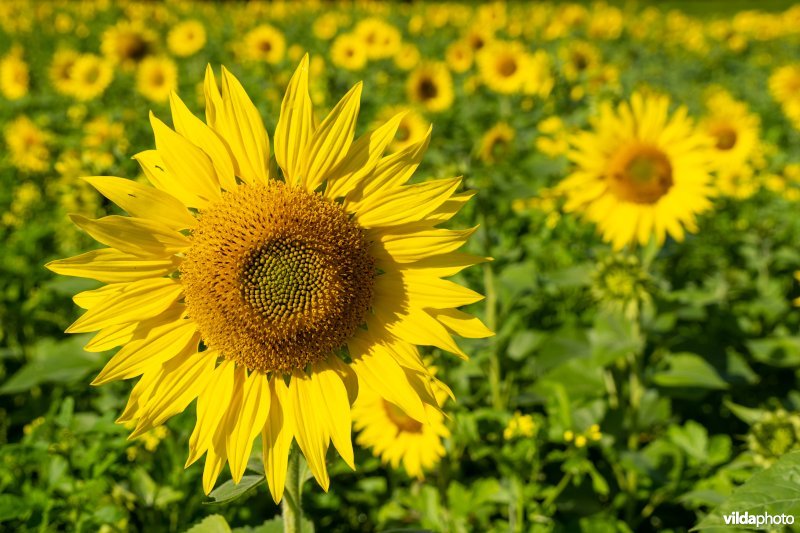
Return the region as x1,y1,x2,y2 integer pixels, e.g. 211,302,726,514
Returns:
181,182,375,374
497,56,518,77
383,400,423,434
418,78,438,100
712,126,738,150
608,145,674,204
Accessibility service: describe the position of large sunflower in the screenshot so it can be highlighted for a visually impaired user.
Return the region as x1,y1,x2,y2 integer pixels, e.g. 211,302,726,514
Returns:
559,92,714,250
47,57,490,502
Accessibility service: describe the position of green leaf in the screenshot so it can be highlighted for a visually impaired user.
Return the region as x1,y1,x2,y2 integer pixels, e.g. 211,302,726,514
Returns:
0,335,102,394
694,451,800,530
0,494,31,522
668,421,708,463
185,514,232,533
507,330,544,361
231,518,285,533
205,475,265,505
589,312,644,367
651,353,729,390
746,336,800,368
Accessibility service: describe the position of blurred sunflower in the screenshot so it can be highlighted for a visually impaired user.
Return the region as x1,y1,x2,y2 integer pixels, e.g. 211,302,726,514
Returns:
560,92,714,249
242,24,286,65
769,64,800,104
0,47,29,100
136,56,177,103
407,63,454,112
478,122,515,163
101,21,156,69
394,43,421,71
445,40,474,73
352,376,449,480
167,20,207,58
354,17,402,60
376,106,429,153
700,90,760,177
4,116,52,173
49,49,79,96
477,40,529,94
47,57,489,502
559,40,601,82
69,54,114,102
331,33,367,71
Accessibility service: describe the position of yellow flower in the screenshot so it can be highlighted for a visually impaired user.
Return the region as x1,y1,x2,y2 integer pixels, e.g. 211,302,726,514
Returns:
101,21,156,69
47,57,490,502
769,64,800,105
312,12,341,41
0,47,29,100
523,50,554,98
407,63,454,113
167,20,206,58
559,41,601,82
477,40,529,94
700,89,761,179
503,411,536,440
49,49,80,95
4,116,52,173
560,92,714,250
69,54,114,102
242,24,286,65
354,17,402,60
477,122,515,163
330,33,366,71
394,43,420,71
136,56,178,103
445,40,474,73
352,376,450,480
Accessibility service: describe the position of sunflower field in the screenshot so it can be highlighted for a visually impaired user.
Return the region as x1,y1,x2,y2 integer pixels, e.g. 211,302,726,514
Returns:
4,1,800,532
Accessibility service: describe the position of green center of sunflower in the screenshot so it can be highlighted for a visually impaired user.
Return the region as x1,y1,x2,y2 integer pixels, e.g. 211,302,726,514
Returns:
608,145,674,204
383,400,423,434
181,182,375,374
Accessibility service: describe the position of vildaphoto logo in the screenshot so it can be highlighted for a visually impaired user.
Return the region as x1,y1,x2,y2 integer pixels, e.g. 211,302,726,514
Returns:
723,511,795,526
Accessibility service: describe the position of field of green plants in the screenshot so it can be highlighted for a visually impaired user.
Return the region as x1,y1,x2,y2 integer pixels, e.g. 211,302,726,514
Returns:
3,1,800,532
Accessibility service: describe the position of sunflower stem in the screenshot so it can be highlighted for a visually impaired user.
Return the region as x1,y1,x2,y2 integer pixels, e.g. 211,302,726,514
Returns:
282,447,305,533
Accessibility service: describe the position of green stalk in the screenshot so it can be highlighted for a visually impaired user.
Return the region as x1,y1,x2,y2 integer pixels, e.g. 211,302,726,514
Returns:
282,448,305,533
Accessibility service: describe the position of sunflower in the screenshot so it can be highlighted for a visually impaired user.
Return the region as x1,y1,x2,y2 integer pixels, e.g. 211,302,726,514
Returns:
167,20,207,58
47,57,490,502
394,43,420,71
69,54,114,102
4,115,52,173
559,41,601,82
376,106,429,153
136,56,178,103
352,373,450,480
49,49,80,96
354,17,402,60
477,40,529,94
242,24,286,65
0,48,29,100
407,63,454,113
445,40,474,73
700,89,760,177
559,92,714,250
477,122,515,164
331,33,367,71
769,64,800,105
101,21,156,69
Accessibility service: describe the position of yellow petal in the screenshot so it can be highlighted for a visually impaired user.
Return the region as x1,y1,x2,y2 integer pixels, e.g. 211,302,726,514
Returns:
226,370,271,483
274,55,313,186
130,349,218,438
69,214,190,258
66,278,183,334
302,82,362,192
431,308,494,339
150,112,220,206
133,150,203,209
354,177,461,228
382,252,488,278
82,176,196,230
73,283,125,310
203,438,228,496
348,331,428,422
324,111,405,200
262,377,294,504
169,91,238,191
312,358,355,469
289,370,330,491
187,360,234,467
371,226,477,264
375,271,484,309
203,64,223,129
219,67,271,184
83,304,184,352
91,316,198,385
46,248,182,284
372,305,468,359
